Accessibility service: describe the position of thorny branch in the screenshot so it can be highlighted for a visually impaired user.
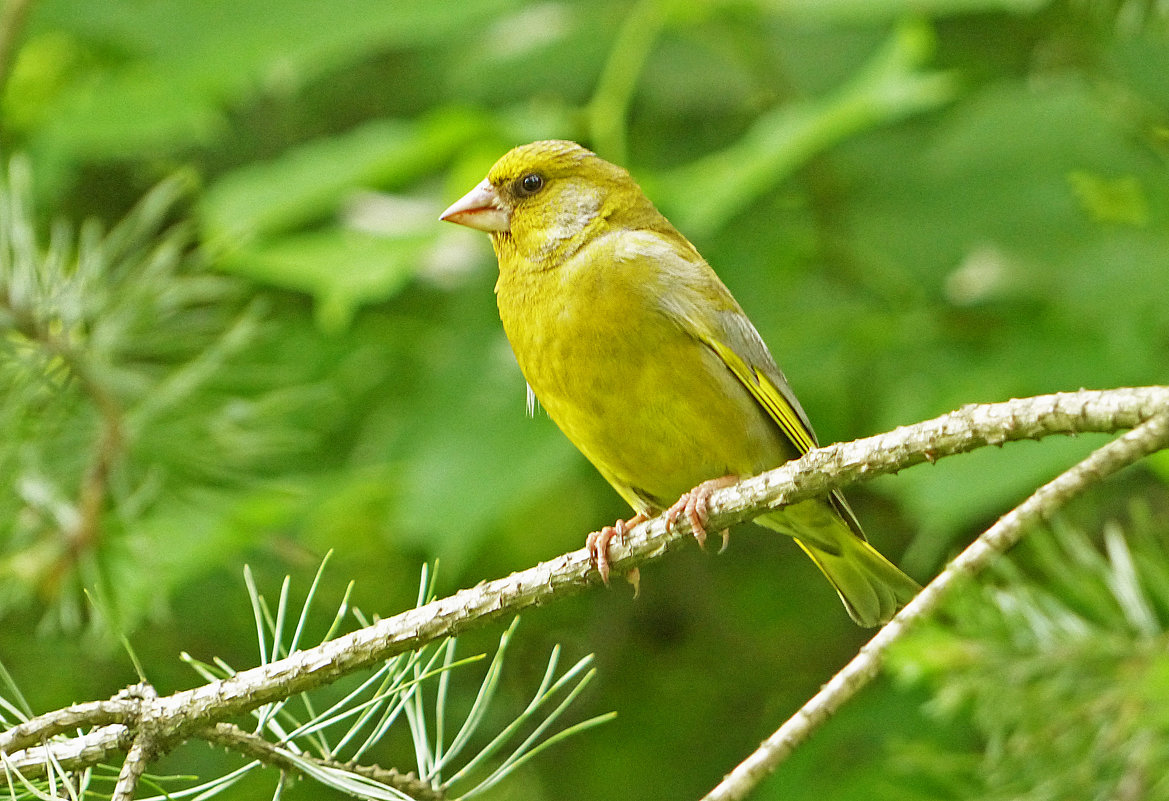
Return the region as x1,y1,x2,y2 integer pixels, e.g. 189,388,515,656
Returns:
702,409,1169,801
1,386,1167,800
203,723,444,801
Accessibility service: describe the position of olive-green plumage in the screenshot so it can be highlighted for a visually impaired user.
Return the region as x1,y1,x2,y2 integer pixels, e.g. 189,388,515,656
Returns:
441,140,918,626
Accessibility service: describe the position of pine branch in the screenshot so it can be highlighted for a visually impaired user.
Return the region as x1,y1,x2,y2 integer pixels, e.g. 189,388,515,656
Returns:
111,734,152,801
1,387,1166,797
2,160,303,624
203,722,444,801
41,334,127,588
701,408,1169,801
108,684,156,801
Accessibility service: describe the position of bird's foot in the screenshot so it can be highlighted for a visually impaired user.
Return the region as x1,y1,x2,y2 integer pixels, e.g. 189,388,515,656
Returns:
664,476,736,551
587,512,648,590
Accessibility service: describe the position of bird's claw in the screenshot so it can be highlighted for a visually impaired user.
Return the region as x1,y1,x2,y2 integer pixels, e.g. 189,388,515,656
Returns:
664,476,737,551
587,512,648,588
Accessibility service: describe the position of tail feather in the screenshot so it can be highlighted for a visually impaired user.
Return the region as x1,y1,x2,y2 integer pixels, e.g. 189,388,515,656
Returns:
759,501,919,627
793,535,920,627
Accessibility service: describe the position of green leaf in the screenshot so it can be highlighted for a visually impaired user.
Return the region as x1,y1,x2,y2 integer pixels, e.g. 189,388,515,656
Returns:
201,110,492,244
26,0,519,160
217,228,431,331
654,20,956,236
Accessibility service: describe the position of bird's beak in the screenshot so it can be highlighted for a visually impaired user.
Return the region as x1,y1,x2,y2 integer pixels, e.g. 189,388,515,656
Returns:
439,179,510,232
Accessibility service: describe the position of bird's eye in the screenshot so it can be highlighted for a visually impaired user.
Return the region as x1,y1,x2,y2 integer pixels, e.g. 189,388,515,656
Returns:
518,173,545,196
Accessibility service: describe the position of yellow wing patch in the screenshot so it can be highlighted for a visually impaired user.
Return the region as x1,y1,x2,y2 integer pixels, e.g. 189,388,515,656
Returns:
706,339,816,455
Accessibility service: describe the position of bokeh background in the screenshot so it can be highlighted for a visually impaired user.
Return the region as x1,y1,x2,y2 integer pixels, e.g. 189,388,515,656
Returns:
2,1,1169,799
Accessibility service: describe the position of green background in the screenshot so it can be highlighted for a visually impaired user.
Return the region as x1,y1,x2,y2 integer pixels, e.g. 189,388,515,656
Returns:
2,1,1168,799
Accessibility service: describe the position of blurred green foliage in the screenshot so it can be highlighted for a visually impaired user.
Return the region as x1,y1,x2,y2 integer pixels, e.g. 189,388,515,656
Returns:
1,0,1167,799
887,508,1169,801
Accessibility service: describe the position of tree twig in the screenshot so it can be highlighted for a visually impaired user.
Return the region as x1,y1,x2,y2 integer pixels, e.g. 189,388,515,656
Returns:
111,735,151,801
701,410,1169,801
0,724,132,777
203,722,445,801
111,684,156,801
1,388,1166,793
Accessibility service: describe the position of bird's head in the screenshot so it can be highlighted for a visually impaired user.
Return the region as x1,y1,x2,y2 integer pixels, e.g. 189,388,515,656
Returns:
440,140,659,266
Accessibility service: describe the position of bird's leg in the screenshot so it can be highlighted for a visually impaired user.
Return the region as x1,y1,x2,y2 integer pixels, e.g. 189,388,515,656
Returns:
664,475,737,550
586,512,648,587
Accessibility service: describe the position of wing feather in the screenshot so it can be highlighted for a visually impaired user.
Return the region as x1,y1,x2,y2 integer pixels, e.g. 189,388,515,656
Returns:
631,229,869,540
703,337,816,454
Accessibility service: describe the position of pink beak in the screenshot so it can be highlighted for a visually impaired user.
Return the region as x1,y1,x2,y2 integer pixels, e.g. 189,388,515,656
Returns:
439,179,511,232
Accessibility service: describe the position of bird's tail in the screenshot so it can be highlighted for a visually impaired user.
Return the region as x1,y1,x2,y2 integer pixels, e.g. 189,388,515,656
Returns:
758,501,919,627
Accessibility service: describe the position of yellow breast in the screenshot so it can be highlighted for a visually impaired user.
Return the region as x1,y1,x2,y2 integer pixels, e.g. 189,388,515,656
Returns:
495,230,790,514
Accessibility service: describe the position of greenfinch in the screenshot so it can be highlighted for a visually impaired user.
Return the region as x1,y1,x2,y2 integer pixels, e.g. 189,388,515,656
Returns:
440,140,918,626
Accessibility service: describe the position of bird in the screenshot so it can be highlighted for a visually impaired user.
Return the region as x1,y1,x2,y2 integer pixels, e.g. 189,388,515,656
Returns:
440,139,919,626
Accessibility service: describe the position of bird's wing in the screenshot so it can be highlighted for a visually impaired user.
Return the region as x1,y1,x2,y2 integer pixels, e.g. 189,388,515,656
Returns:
637,229,819,455
639,229,868,540
701,311,870,540
701,332,813,453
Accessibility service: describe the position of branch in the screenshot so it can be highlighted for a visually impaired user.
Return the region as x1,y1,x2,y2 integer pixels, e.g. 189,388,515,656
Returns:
111,735,151,801
0,724,132,776
52,346,125,587
110,685,156,801
1,387,1166,791
203,722,444,801
702,408,1169,801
